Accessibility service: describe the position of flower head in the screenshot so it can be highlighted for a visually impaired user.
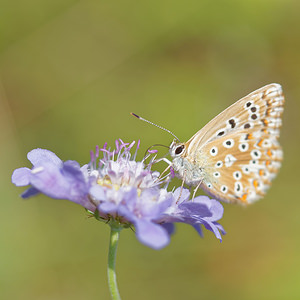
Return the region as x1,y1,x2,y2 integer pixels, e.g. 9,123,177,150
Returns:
12,139,225,249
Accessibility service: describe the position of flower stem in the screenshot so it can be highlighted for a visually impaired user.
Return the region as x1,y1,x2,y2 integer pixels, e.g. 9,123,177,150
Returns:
107,225,122,300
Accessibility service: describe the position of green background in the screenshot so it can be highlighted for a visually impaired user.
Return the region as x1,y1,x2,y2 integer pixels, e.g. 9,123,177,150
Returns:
1,1,300,299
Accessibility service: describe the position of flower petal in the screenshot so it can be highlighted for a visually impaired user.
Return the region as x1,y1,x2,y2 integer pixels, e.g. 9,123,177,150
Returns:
121,188,138,209
178,201,212,219
137,189,173,219
194,197,224,221
161,223,175,235
28,162,93,210
99,202,117,214
11,167,31,186
213,223,226,235
173,187,190,204
201,220,223,242
21,187,40,198
134,219,170,250
193,224,203,237
27,149,62,166
90,185,106,201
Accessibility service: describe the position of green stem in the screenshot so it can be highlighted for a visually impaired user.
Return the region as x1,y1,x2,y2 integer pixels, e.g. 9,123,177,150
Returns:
107,225,122,300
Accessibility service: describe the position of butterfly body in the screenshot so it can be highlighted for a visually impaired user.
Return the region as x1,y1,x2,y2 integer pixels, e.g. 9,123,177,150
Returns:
170,143,206,186
169,83,284,204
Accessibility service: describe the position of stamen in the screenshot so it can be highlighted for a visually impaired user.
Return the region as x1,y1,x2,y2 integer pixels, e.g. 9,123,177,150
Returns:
142,153,151,163
115,140,119,153
148,154,158,169
148,149,158,154
111,150,115,161
90,150,95,163
133,140,140,160
100,148,111,154
90,170,99,177
95,145,99,158
119,138,129,148
128,141,136,151
31,166,44,174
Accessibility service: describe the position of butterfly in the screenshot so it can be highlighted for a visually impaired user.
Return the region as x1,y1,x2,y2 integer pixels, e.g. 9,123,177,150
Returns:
168,83,284,204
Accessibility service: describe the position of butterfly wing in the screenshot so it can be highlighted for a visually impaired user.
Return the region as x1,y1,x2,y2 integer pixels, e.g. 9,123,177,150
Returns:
185,83,284,204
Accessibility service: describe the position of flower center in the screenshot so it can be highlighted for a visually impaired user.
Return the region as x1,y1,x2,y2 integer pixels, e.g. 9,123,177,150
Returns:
96,174,143,196
97,175,118,189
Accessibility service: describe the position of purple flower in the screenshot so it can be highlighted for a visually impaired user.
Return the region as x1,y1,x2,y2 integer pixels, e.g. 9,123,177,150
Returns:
12,140,225,249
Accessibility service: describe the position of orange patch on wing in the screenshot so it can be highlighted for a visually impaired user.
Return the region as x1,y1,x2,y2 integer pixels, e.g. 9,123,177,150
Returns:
266,108,272,116
267,149,273,157
253,179,259,189
257,139,264,147
239,193,248,203
259,169,264,176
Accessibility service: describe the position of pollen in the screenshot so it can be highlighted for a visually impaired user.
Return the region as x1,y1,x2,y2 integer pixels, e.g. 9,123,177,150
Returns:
97,175,113,188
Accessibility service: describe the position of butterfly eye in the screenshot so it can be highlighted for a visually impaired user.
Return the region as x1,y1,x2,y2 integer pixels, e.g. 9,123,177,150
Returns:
175,145,185,155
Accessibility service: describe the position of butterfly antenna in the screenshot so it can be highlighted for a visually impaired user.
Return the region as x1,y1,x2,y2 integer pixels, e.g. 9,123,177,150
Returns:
130,113,180,142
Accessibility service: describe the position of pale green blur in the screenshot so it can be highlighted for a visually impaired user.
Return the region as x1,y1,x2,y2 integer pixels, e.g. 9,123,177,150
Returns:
1,1,300,299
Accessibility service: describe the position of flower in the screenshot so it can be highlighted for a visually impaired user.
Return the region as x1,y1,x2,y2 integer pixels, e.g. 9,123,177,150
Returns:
12,139,225,249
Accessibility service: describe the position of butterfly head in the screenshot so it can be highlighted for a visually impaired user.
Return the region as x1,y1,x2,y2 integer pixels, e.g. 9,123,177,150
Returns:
169,139,186,158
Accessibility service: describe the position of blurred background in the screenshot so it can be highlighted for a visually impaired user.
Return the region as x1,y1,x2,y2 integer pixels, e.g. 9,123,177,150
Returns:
1,0,300,299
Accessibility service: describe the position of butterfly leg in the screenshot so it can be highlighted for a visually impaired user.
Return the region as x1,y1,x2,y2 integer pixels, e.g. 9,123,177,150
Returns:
191,180,203,201
153,157,172,166
157,164,171,181
176,170,187,203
